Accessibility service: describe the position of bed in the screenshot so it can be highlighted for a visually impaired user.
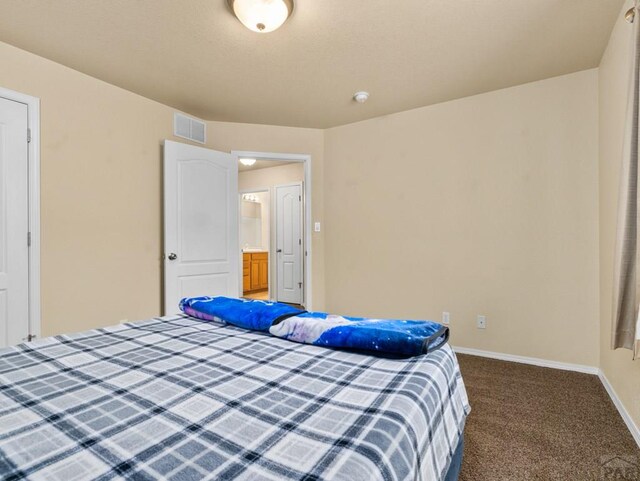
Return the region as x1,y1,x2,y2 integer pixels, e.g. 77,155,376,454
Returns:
0,314,470,481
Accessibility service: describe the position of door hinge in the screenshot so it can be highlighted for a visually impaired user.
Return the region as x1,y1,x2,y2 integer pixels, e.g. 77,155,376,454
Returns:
27,232,31,247
299,195,301,201
27,128,31,144
298,238,301,245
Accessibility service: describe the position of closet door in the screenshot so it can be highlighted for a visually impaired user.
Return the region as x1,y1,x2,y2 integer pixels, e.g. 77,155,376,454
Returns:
0,97,29,347
275,183,302,304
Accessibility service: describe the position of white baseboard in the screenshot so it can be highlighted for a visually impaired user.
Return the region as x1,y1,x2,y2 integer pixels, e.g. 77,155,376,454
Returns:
598,370,640,448
452,345,599,374
451,345,639,448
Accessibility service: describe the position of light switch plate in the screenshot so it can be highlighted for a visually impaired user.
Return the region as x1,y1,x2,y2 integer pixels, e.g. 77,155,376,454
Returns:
314,222,321,232
442,312,450,325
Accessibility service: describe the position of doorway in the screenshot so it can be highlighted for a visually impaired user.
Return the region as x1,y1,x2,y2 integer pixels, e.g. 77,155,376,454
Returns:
0,87,41,347
235,151,311,309
240,190,270,301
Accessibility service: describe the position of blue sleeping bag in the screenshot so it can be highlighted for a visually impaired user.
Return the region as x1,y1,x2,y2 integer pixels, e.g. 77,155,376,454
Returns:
179,296,449,357
179,296,301,331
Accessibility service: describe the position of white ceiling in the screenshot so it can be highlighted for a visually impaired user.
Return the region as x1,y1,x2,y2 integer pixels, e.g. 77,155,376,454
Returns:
0,0,624,128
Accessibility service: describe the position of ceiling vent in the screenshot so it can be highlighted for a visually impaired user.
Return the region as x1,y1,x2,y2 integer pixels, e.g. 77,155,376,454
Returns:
174,113,206,144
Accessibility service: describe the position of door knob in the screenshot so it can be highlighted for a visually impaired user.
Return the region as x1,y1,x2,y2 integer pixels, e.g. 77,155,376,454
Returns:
168,253,178,261
277,249,282,253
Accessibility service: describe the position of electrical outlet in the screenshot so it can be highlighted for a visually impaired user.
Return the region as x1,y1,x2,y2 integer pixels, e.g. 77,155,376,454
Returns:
442,311,450,325
477,315,486,329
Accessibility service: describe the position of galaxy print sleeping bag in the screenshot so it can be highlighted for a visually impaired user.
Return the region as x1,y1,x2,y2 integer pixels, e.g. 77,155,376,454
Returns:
179,296,449,357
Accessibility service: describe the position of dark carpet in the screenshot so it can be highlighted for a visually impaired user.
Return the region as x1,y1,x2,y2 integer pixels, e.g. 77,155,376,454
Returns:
457,354,640,481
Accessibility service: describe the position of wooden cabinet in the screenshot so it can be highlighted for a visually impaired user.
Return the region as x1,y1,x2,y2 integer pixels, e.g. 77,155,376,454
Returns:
243,256,250,292
251,260,260,290
259,258,268,287
243,252,268,293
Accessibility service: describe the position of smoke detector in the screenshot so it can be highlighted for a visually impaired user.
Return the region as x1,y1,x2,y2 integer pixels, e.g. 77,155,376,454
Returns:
353,91,370,104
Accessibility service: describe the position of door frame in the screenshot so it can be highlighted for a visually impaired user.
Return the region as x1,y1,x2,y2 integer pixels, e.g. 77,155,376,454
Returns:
0,86,41,340
232,151,312,310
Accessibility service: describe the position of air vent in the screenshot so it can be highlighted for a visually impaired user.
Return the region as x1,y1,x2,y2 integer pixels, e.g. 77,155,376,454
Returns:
174,113,206,144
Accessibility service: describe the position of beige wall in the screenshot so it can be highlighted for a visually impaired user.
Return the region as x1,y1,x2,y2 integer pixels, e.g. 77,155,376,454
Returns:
599,0,640,429
256,192,270,253
324,69,600,367
0,40,324,336
2,34,634,427
239,162,305,191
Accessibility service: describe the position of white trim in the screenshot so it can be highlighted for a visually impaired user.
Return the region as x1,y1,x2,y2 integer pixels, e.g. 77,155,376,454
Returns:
232,151,313,310
598,369,640,448
234,151,310,163
452,346,599,374
0,86,41,340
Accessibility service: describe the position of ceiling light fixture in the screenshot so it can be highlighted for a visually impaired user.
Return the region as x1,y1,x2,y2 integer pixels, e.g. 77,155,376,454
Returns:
353,91,370,104
243,193,260,203
626,6,636,23
227,0,294,33
239,158,257,166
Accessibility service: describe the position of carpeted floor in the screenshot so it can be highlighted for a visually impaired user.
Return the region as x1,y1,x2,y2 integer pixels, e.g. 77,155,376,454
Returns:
456,354,640,481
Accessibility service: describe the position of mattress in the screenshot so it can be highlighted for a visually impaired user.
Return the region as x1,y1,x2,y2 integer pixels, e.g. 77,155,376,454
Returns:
0,314,470,481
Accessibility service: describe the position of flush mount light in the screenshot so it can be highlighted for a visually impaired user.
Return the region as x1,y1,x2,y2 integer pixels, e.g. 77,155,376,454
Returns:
626,6,636,23
353,91,370,104
227,0,294,33
239,157,257,166
243,193,260,202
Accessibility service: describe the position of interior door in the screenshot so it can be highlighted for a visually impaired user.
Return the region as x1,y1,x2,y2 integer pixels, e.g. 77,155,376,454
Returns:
163,140,239,314
0,97,29,347
275,183,302,304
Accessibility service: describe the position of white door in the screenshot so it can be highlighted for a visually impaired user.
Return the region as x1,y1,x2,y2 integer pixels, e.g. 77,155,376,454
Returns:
275,183,302,305
164,141,239,314
0,97,29,347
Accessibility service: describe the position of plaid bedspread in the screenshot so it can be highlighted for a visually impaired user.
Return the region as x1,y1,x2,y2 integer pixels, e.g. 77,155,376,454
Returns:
0,314,470,481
